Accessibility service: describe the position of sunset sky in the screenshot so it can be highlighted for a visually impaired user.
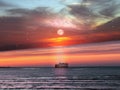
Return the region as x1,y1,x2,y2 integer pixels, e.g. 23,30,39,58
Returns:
0,0,120,67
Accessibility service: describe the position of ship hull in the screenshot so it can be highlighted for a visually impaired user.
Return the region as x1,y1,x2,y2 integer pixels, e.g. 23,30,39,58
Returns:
55,63,68,68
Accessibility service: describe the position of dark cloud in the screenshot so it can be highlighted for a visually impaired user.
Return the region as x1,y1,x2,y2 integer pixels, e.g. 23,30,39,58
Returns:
66,4,98,28
95,17,120,32
6,7,57,29
0,42,51,51
66,0,120,22
7,7,53,17
0,15,58,47
82,0,120,17
68,5,95,18
60,0,120,32
0,7,60,50
0,0,15,7
100,6,116,17
99,4,120,17
83,0,112,4
0,16,26,31
0,7,58,32
89,17,120,43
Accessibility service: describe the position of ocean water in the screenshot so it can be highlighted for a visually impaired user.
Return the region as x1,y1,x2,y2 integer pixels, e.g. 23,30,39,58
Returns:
0,67,120,90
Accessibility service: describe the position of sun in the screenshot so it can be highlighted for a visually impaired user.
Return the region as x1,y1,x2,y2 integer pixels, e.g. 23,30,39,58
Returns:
57,29,64,36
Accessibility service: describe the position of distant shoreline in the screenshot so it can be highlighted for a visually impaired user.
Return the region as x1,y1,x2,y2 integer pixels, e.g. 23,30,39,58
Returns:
0,66,120,68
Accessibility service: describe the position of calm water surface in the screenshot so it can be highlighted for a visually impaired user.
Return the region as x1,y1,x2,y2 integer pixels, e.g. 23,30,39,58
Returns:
0,67,120,90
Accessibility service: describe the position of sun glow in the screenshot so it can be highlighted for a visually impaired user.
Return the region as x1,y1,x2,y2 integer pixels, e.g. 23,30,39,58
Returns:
46,37,71,46
57,29,64,35
49,37,71,42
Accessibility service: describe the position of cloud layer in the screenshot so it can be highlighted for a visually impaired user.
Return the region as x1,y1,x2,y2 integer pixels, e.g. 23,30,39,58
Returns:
0,0,120,51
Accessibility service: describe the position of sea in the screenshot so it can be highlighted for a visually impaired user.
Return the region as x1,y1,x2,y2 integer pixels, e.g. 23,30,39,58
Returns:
0,67,120,90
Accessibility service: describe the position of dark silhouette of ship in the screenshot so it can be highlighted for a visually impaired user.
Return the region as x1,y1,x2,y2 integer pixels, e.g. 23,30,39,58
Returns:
55,63,68,68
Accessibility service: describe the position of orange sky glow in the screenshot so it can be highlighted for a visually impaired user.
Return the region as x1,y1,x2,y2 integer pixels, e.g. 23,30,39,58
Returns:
0,40,120,67
0,53,120,67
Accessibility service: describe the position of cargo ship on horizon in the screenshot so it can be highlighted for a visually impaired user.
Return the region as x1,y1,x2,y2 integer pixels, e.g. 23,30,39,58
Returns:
55,63,68,68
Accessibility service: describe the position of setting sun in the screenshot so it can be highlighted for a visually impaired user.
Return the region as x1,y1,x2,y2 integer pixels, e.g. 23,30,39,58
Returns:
57,29,64,36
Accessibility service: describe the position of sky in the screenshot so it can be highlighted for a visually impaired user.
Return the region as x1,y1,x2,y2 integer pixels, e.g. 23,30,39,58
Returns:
0,0,120,67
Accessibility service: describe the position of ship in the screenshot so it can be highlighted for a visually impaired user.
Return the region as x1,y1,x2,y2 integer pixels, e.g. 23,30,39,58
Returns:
55,63,68,68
